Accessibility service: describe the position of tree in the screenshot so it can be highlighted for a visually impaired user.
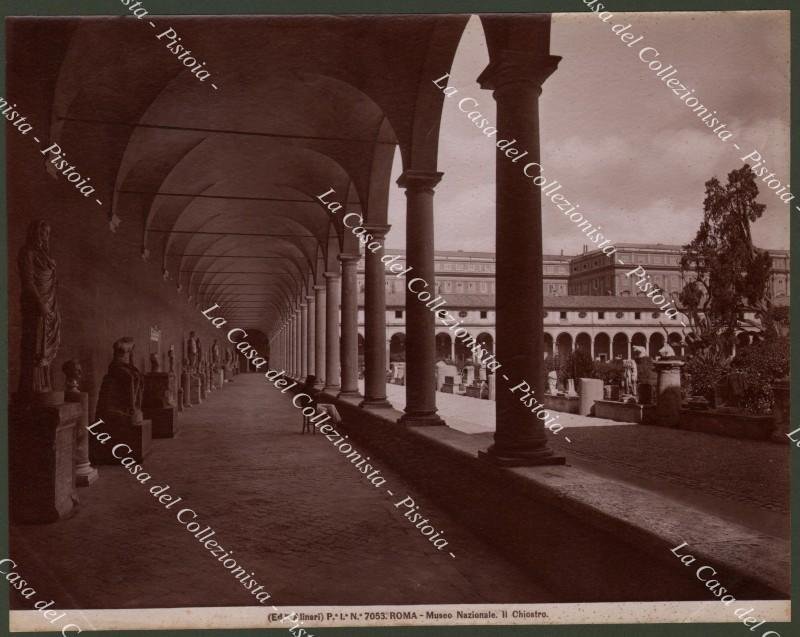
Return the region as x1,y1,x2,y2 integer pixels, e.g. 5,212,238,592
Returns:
679,164,772,358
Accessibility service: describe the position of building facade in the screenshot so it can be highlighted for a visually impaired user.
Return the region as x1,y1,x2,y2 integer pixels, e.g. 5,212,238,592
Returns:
357,244,786,367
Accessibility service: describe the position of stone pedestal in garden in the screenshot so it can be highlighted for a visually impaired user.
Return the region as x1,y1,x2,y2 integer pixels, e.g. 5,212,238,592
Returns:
655,360,684,427
10,398,80,523
578,378,604,416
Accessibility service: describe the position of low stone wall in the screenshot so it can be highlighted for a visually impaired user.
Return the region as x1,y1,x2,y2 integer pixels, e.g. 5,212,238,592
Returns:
594,400,656,424
544,394,579,414
318,391,788,603
679,409,775,441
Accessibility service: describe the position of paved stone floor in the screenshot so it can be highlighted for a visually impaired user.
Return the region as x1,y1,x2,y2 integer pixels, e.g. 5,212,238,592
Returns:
11,374,553,610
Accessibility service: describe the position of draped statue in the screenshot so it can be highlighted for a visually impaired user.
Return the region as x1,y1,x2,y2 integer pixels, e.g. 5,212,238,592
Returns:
17,220,61,399
96,337,144,422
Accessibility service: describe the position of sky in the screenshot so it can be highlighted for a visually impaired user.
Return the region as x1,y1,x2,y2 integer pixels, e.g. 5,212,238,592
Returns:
386,11,790,255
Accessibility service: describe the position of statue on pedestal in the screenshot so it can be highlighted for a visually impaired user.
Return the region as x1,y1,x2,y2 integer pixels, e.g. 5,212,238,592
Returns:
212,339,221,367
96,337,144,423
62,360,99,486
187,331,198,372
17,220,62,400
547,370,558,395
622,358,638,397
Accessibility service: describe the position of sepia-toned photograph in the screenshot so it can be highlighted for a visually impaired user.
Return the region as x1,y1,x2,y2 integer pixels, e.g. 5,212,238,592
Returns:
4,2,793,634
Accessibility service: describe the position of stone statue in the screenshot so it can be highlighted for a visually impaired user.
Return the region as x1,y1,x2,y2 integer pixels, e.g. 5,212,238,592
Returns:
62,359,82,395
168,346,175,374
622,358,638,396
17,220,62,399
212,339,221,368
96,337,144,422
187,331,198,371
149,353,161,373
632,345,647,359
547,370,558,395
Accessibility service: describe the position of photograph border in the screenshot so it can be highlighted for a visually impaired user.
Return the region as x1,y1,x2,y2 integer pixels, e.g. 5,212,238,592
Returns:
1,1,796,635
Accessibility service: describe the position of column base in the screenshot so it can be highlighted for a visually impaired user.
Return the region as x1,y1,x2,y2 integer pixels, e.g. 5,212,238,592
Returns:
337,390,361,400
75,464,100,487
478,446,565,467
399,412,446,427
360,397,393,409
304,375,317,387
322,385,340,394
313,380,326,392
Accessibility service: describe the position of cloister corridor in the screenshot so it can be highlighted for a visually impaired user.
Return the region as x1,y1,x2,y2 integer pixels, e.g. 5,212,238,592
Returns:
10,374,552,611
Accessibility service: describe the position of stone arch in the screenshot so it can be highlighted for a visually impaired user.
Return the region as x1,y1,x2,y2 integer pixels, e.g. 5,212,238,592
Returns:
556,332,572,359
649,332,665,358
612,332,628,360
389,332,406,362
575,332,592,355
544,333,554,360
436,332,452,362
594,332,610,361
631,332,648,357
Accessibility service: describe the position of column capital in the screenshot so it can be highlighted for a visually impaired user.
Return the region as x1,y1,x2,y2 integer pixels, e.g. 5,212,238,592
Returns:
477,52,561,94
306,294,315,302
363,224,391,239
299,302,307,308
313,284,326,291
323,271,341,280
397,170,443,193
338,253,361,264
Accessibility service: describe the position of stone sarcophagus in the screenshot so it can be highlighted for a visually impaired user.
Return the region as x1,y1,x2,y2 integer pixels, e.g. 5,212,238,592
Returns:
92,338,152,464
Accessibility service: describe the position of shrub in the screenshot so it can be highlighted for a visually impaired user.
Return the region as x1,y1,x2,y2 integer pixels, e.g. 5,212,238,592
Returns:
571,349,596,380
684,349,730,403
594,359,623,386
730,337,789,413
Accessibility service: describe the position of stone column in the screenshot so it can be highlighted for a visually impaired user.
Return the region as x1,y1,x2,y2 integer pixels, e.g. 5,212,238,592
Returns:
655,360,684,427
338,254,361,398
477,49,564,465
323,270,341,393
314,284,327,389
306,294,316,385
361,225,392,408
299,302,308,380
295,308,302,379
287,316,293,377
398,170,445,426
291,311,298,378
450,337,455,362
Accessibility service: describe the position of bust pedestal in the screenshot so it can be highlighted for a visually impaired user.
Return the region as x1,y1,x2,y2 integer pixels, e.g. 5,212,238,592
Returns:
189,374,202,404
65,390,99,486
90,412,152,464
10,398,79,523
143,372,179,439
